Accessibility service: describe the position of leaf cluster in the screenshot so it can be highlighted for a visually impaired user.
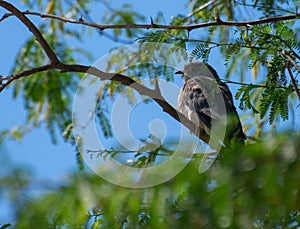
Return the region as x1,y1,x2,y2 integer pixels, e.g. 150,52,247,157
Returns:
2,133,300,228
8,34,82,144
224,22,300,125
102,4,145,38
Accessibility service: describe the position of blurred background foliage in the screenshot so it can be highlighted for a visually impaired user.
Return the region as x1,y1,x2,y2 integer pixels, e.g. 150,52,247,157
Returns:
0,0,300,228
1,133,300,228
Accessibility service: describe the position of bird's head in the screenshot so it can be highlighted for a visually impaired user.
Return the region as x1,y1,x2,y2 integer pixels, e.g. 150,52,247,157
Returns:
175,62,218,82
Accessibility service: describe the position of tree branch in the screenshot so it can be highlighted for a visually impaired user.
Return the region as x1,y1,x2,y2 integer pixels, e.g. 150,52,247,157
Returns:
0,62,210,145
60,63,210,143
0,65,53,92
1,8,299,31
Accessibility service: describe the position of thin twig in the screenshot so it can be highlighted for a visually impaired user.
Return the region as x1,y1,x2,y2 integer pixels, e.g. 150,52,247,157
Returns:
282,51,300,101
182,0,219,22
1,8,299,31
87,149,138,154
287,67,300,101
221,79,291,89
233,0,297,15
282,50,300,72
65,0,132,44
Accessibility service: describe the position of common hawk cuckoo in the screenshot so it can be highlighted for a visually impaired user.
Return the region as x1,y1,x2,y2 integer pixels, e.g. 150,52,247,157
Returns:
176,62,246,147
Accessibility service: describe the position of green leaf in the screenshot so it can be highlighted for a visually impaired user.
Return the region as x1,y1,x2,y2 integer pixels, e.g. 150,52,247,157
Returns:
225,43,241,66
278,91,289,121
189,43,210,62
0,224,11,229
76,151,84,170
10,126,24,141
260,91,272,120
235,85,259,113
96,111,113,138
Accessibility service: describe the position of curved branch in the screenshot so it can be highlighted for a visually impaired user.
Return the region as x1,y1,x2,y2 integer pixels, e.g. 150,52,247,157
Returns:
0,1,59,64
1,8,299,31
0,64,53,92
0,62,210,145
59,63,210,143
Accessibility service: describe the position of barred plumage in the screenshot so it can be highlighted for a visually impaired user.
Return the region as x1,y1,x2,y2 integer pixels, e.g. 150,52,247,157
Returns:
177,62,246,147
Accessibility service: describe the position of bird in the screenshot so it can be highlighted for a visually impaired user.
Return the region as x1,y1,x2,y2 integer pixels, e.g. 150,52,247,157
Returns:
176,62,246,148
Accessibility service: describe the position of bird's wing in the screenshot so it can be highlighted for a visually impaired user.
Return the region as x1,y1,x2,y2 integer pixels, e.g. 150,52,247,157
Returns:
189,76,225,119
178,77,217,132
180,76,246,143
218,81,247,142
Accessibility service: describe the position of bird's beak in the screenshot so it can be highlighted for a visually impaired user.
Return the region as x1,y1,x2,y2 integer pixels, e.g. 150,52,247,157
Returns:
175,70,184,75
